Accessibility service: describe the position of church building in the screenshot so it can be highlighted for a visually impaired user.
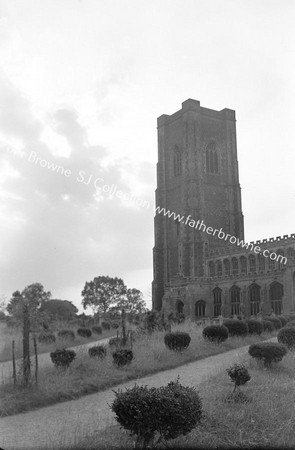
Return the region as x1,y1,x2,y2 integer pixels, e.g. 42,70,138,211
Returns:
152,99,295,319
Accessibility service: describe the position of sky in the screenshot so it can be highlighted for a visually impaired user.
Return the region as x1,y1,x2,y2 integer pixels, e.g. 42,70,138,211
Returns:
0,0,294,312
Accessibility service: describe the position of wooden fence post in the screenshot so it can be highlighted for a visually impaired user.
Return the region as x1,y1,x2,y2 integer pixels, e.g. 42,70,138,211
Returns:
33,336,38,385
22,303,31,386
12,340,16,386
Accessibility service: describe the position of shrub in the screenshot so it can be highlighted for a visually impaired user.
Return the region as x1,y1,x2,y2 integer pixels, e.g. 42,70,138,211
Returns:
57,329,75,341
227,364,251,391
111,379,202,448
286,320,295,328
202,325,229,343
223,319,248,337
164,332,191,351
277,327,295,349
261,319,275,333
277,315,288,327
101,321,111,330
38,331,56,344
264,316,282,330
50,349,76,368
92,325,102,335
112,349,133,367
245,319,263,335
111,322,120,329
88,345,107,358
248,342,287,367
77,328,92,338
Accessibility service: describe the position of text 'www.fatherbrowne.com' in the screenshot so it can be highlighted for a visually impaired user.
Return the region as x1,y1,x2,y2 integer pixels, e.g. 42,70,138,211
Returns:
155,205,287,265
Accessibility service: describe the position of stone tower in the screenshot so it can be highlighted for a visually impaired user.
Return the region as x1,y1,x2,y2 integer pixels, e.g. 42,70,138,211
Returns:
152,99,244,311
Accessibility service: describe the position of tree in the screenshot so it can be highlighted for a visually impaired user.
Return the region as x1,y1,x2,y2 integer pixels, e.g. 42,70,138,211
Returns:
0,295,7,321
6,283,51,386
7,283,51,320
81,276,127,314
39,299,78,321
118,288,147,315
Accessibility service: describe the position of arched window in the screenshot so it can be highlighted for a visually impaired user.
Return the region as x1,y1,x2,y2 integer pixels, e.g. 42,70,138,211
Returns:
230,285,241,316
224,259,230,276
232,257,238,276
208,261,215,277
195,300,206,318
176,300,184,314
249,283,261,316
205,141,219,174
249,254,256,274
270,282,283,315
240,256,247,275
269,256,276,271
173,147,182,177
216,260,222,277
213,288,222,316
277,249,285,271
258,254,265,273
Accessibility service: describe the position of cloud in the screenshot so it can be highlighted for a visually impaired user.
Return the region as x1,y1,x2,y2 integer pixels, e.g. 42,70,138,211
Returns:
0,75,155,303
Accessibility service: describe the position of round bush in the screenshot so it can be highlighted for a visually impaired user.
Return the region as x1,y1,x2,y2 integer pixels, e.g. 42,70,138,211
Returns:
38,331,56,344
77,328,92,338
227,364,251,387
285,320,295,328
202,325,229,343
88,345,107,358
50,349,76,368
57,329,75,341
245,319,263,335
248,342,287,367
92,325,102,335
264,317,282,330
101,321,111,330
278,327,295,349
277,316,288,327
111,379,202,447
112,349,133,367
223,319,248,337
261,319,275,333
164,332,191,351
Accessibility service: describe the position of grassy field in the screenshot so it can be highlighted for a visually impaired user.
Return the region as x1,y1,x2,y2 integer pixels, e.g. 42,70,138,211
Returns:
0,320,277,417
60,348,295,449
0,322,114,362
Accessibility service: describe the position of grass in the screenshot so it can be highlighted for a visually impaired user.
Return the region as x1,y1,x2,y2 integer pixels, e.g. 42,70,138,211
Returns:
0,320,277,417
57,348,295,449
0,322,114,362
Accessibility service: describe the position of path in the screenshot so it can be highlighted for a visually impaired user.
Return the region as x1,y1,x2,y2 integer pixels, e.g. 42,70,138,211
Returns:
0,340,264,450
0,336,114,385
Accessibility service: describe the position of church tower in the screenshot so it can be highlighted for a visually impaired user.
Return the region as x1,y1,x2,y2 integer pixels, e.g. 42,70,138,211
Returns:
152,99,244,311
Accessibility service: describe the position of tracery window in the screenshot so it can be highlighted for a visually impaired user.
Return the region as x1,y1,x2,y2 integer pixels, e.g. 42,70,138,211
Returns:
230,286,241,316
173,146,182,176
249,283,261,316
249,254,256,274
232,257,239,276
270,282,283,315
195,300,206,317
213,288,222,316
206,141,219,174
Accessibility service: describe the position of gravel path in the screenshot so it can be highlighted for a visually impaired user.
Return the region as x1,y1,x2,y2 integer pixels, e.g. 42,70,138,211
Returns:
0,341,264,450
0,336,114,385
